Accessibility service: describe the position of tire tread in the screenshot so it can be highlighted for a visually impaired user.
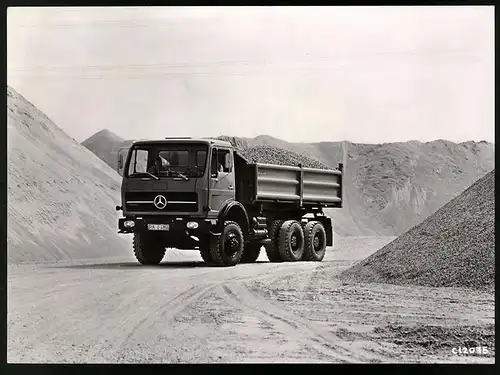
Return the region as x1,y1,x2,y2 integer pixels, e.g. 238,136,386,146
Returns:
241,243,261,263
265,219,284,262
303,221,327,262
209,221,244,267
278,220,305,262
133,233,166,265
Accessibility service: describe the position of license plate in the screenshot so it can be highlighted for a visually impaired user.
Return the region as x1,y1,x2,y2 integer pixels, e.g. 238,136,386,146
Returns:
147,224,170,231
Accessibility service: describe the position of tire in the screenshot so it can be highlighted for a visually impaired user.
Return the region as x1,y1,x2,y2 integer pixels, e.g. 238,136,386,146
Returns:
303,221,327,261
209,221,244,267
133,233,166,265
241,243,261,263
265,219,284,262
278,220,305,262
199,243,213,264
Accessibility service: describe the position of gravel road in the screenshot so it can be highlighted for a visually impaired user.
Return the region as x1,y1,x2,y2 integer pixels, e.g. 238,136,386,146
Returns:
8,237,494,364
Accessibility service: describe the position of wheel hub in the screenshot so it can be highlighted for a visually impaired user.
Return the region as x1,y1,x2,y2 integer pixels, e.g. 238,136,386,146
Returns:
291,235,298,248
313,235,320,249
225,233,240,254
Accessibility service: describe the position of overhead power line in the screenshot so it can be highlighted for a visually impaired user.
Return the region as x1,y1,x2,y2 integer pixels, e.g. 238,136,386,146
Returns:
8,48,472,74
12,19,188,28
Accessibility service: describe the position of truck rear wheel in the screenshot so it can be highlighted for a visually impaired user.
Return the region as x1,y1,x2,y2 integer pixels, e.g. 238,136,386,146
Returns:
133,233,166,265
278,220,305,262
241,243,261,263
303,221,327,261
209,221,244,267
265,220,284,262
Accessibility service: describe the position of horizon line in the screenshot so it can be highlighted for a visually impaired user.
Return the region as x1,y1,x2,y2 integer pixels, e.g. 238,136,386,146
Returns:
81,129,495,146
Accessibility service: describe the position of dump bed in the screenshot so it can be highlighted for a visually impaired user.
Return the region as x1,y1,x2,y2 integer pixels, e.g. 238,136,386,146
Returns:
249,162,343,208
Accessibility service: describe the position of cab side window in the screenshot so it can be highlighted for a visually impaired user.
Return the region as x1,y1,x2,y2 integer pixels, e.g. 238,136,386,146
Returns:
210,149,218,178
211,148,231,178
217,149,231,173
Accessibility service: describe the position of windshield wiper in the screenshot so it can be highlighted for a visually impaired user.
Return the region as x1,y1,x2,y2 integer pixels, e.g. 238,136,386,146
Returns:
172,170,189,181
131,172,159,180
145,172,160,180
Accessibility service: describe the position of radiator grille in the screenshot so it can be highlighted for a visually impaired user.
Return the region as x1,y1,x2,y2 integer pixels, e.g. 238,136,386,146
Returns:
125,192,198,212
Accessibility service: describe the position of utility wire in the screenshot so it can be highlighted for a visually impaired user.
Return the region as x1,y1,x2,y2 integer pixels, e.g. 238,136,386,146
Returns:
13,20,185,28
8,48,472,73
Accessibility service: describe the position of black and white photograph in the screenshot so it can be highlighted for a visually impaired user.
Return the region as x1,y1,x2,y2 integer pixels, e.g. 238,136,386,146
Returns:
6,5,495,364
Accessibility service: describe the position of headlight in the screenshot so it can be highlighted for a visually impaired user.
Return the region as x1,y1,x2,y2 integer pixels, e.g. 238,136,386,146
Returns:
124,220,135,228
186,221,199,229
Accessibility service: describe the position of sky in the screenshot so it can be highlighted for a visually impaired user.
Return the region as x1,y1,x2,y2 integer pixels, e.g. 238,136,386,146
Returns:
7,6,495,144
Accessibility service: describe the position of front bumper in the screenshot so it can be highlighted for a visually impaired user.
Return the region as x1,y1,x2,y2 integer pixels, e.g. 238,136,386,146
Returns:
118,217,218,249
118,216,215,235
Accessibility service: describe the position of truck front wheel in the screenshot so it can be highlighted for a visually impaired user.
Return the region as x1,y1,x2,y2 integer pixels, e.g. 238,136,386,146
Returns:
209,221,244,266
278,220,305,262
133,233,166,265
241,243,261,263
199,241,213,264
303,221,327,261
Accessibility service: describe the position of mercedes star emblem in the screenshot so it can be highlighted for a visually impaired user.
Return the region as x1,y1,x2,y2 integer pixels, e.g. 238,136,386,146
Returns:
153,195,167,209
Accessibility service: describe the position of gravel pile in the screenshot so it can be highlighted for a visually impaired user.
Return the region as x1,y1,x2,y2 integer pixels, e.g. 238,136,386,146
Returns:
373,324,495,355
340,169,495,291
215,135,332,170
238,145,332,170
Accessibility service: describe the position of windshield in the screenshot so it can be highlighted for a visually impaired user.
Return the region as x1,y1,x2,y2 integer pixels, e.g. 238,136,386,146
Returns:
125,143,208,179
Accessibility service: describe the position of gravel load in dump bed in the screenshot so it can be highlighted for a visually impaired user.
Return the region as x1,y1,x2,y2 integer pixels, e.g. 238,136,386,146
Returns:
215,135,333,170
340,169,495,291
238,145,333,170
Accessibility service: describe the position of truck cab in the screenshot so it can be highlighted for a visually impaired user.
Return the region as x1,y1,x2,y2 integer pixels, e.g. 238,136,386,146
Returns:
117,138,236,219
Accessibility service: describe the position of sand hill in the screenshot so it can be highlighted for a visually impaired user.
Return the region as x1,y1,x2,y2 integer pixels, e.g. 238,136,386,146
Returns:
7,86,129,263
340,170,495,291
81,129,132,173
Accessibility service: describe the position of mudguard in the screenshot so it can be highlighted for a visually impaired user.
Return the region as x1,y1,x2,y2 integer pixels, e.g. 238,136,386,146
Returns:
316,216,333,247
212,200,250,236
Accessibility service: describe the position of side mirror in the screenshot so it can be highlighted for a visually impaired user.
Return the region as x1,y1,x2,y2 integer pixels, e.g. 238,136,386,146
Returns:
224,153,232,171
117,147,129,174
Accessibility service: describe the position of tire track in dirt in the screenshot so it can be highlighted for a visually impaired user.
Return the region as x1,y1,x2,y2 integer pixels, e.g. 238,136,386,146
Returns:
107,265,310,356
218,289,340,362
218,282,388,363
11,259,391,363
105,283,218,356
218,283,350,362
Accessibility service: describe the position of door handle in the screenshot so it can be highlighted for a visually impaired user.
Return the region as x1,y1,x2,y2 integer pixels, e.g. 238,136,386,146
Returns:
228,185,234,190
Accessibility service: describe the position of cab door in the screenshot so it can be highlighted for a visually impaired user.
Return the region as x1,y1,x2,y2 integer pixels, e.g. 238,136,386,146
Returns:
209,147,235,213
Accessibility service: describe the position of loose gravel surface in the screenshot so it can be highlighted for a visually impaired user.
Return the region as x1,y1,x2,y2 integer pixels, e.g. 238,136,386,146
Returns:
340,170,495,291
8,237,494,363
